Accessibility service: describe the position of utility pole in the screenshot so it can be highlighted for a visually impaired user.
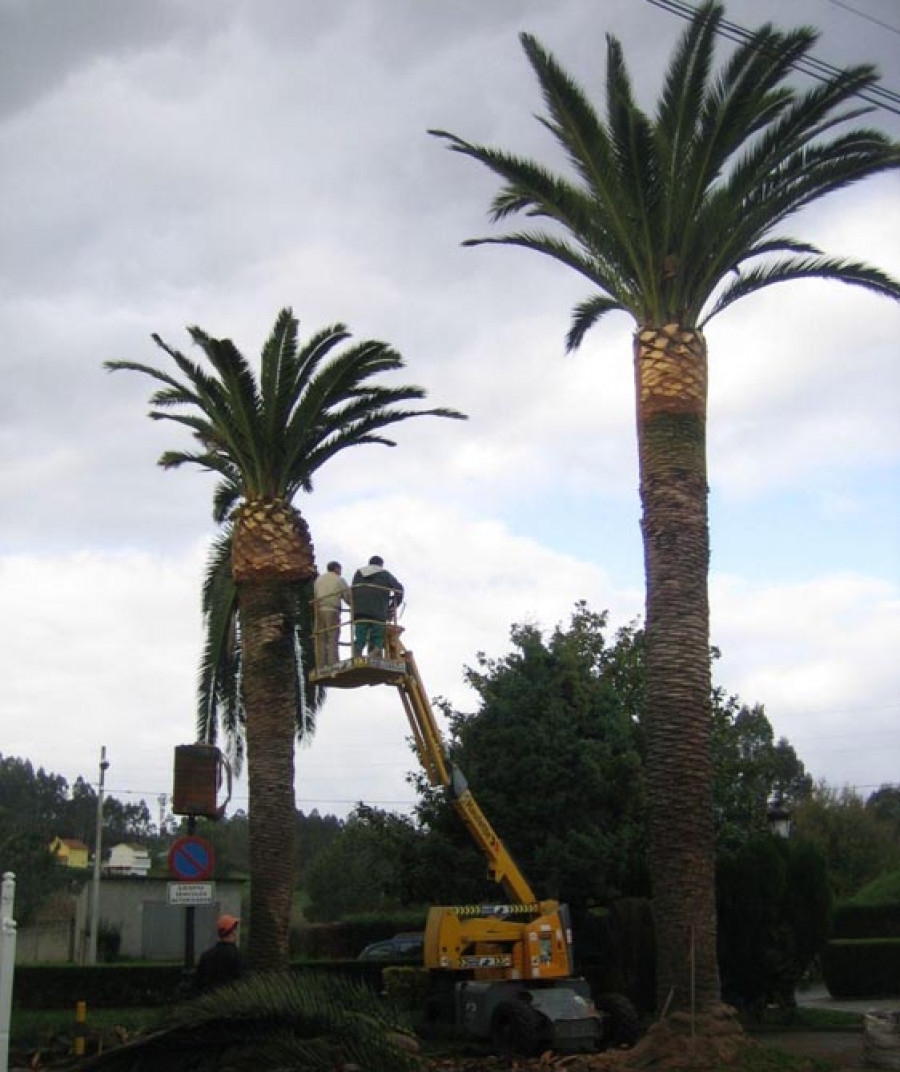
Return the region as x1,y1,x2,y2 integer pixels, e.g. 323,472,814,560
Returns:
157,794,168,836
86,746,109,965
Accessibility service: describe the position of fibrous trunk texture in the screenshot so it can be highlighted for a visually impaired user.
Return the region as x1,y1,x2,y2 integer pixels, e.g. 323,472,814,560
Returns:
634,323,720,1014
239,578,301,971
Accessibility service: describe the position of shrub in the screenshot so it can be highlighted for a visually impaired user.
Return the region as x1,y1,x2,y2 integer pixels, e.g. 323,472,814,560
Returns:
13,964,183,1010
833,902,900,939
822,938,900,998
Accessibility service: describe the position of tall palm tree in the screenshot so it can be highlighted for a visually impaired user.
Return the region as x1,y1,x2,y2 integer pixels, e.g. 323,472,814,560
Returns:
431,2,899,1014
107,308,465,970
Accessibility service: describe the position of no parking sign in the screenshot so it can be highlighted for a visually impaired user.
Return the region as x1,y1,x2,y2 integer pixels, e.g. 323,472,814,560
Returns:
168,835,215,881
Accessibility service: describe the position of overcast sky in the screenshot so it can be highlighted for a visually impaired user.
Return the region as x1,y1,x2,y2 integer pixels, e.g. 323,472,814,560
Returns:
2,0,898,829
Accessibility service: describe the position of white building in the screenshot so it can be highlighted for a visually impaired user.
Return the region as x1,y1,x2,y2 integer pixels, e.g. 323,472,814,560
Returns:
106,843,152,877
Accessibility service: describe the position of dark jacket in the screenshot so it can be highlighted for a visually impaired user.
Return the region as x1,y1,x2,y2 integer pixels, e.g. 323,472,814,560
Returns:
351,564,404,622
195,940,244,993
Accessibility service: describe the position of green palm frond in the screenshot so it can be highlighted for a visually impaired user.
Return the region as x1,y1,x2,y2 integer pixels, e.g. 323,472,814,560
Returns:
701,256,900,325
566,294,625,352
432,0,899,338
82,971,422,1072
197,527,243,764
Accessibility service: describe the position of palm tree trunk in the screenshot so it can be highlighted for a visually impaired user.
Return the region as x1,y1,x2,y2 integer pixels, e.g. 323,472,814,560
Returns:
634,324,720,1014
239,578,300,972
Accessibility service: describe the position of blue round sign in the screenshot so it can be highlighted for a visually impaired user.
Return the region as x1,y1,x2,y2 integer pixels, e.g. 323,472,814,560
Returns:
168,835,215,881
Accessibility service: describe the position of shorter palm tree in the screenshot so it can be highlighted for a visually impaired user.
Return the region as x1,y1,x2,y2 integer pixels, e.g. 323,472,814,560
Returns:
107,308,465,968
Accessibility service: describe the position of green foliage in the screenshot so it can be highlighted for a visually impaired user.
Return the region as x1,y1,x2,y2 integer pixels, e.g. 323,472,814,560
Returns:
866,786,900,839
823,938,900,998
80,971,420,1072
0,825,71,924
414,605,650,909
717,836,831,1010
718,836,788,1009
12,964,184,1010
711,696,812,849
381,966,430,1011
832,901,900,939
399,605,810,912
793,784,900,899
430,2,900,338
848,867,900,907
304,806,427,922
784,840,833,971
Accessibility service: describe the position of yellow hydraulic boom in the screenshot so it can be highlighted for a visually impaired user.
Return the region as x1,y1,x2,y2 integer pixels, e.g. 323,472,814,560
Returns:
310,614,574,982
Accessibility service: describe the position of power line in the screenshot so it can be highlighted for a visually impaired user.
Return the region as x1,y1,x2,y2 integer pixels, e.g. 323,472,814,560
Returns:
645,0,900,116
820,0,900,37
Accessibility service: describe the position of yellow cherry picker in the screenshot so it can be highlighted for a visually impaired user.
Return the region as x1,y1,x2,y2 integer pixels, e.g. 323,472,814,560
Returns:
310,587,639,1055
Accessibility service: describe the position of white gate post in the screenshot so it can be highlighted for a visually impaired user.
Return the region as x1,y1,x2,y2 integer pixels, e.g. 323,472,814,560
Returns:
0,871,17,1072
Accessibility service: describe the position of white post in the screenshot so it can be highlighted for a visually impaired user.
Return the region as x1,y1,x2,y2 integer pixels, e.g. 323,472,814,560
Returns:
0,871,18,1072
87,746,109,965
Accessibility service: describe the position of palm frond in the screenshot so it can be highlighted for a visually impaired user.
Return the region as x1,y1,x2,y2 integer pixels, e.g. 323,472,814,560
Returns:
655,0,719,189
294,580,323,739
259,306,299,436
81,971,421,1072
198,527,243,766
701,256,900,325
187,328,266,494
566,294,624,352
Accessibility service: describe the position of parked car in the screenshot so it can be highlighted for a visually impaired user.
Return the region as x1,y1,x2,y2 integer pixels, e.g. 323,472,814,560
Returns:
357,932,424,962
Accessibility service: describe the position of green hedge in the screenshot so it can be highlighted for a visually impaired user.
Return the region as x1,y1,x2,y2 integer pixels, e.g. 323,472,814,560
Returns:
12,964,185,1010
822,938,900,998
832,902,900,939
12,961,389,1010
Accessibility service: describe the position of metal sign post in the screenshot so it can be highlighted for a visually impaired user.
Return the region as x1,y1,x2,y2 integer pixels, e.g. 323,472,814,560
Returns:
168,822,216,971
1,872,17,1072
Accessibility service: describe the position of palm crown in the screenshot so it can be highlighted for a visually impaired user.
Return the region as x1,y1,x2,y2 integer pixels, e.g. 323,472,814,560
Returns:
109,307,463,519
107,308,465,757
431,1,899,347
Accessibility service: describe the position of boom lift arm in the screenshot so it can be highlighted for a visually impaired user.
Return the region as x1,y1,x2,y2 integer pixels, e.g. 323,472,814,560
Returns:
395,644,547,909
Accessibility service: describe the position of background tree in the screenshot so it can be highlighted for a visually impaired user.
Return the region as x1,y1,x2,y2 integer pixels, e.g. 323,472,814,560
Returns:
866,786,900,842
414,605,649,911
711,694,812,849
793,783,900,898
106,308,464,969
304,806,425,922
0,756,69,836
431,1,899,1012
716,834,831,1013
295,809,343,888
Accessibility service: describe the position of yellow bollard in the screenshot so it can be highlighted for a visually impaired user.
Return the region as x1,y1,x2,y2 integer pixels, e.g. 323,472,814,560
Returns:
74,1000,87,1057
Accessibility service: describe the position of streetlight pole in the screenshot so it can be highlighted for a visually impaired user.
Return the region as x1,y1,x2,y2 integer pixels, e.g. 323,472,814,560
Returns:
87,746,109,965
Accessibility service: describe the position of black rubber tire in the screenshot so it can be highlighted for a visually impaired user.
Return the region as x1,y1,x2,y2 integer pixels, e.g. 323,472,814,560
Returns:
595,992,641,1047
490,999,550,1057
